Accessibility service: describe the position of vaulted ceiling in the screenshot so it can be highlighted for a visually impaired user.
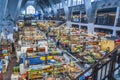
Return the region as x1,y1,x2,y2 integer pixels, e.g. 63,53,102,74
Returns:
0,0,62,22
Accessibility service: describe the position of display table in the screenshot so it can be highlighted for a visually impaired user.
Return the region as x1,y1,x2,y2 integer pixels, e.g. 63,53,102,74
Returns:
11,74,19,80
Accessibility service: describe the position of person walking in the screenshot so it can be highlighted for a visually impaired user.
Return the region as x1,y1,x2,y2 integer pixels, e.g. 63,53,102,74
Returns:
56,39,60,48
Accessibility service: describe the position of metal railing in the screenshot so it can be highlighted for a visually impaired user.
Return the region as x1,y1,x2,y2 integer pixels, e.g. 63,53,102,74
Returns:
76,45,120,80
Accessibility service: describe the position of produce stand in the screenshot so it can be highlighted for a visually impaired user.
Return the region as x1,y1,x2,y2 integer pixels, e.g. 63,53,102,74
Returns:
43,23,116,68
15,24,83,80
0,45,10,73
14,21,119,80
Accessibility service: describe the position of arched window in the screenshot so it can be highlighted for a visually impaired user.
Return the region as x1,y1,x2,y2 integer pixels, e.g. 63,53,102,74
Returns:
91,0,95,2
22,10,25,14
26,5,35,14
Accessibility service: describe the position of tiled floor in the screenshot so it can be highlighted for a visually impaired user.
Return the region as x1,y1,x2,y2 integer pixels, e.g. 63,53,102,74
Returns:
3,54,18,80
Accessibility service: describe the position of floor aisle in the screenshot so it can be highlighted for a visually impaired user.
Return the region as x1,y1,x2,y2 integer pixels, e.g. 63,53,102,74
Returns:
3,54,18,80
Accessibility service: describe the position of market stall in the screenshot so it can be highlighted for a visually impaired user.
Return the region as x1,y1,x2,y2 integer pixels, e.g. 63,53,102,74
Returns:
13,21,118,80
14,23,83,80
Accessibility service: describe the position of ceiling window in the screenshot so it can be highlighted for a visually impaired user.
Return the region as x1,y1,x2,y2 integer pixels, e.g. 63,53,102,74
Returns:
81,0,84,4
77,0,81,5
91,0,95,2
73,0,77,6
60,2,62,8
26,5,35,14
21,10,25,14
56,3,60,9
65,0,68,5
68,0,71,7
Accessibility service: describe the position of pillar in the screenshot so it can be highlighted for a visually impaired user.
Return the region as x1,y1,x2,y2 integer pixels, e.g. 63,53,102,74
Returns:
0,0,8,21
49,0,58,18
84,0,95,34
79,25,81,30
88,23,94,34
3,0,8,17
113,7,120,36
80,11,82,23
14,0,23,20
8,0,19,19
61,0,70,21
66,21,72,27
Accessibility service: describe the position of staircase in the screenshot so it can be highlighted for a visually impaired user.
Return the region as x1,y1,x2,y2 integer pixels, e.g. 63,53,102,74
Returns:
56,21,66,27
76,46,120,80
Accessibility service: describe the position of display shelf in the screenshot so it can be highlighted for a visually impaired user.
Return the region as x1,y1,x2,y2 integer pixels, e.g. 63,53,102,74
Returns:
15,21,118,80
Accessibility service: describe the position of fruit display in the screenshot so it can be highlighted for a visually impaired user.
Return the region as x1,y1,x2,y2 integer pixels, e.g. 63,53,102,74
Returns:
15,21,116,80
20,26,47,46
27,62,81,80
45,24,114,65
100,40,114,52
91,53,102,59
1,39,8,46
84,55,95,64
17,21,24,28
13,66,19,74
37,21,57,31
71,45,82,53
60,40,69,45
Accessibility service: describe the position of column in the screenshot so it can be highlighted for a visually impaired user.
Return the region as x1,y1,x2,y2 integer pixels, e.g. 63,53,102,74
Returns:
66,21,72,27
84,0,95,34
79,25,81,30
84,0,94,23
14,0,23,20
113,7,120,36
0,0,9,35
88,23,94,34
80,11,82,23
36,6,44,20
61,0,69,21
3,0,8,17
69,0,73,21
8,0,19,18
71,8,73,21
0,0,8,21
49,0,58,18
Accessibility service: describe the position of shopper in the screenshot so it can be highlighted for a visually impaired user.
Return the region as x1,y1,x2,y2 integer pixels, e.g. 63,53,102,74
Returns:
56,39,60,48
11,42,15,53
46,32,48,38
48,27,51,32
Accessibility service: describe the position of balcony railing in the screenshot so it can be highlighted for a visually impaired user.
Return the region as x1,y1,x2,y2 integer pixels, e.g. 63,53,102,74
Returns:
76,45,120,80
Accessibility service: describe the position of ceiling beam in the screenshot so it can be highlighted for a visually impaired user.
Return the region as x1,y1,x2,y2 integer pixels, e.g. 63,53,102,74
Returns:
7,0,19,20
0,0,9,21
61,0,70,21
14,0,24,20
48,0,58,17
